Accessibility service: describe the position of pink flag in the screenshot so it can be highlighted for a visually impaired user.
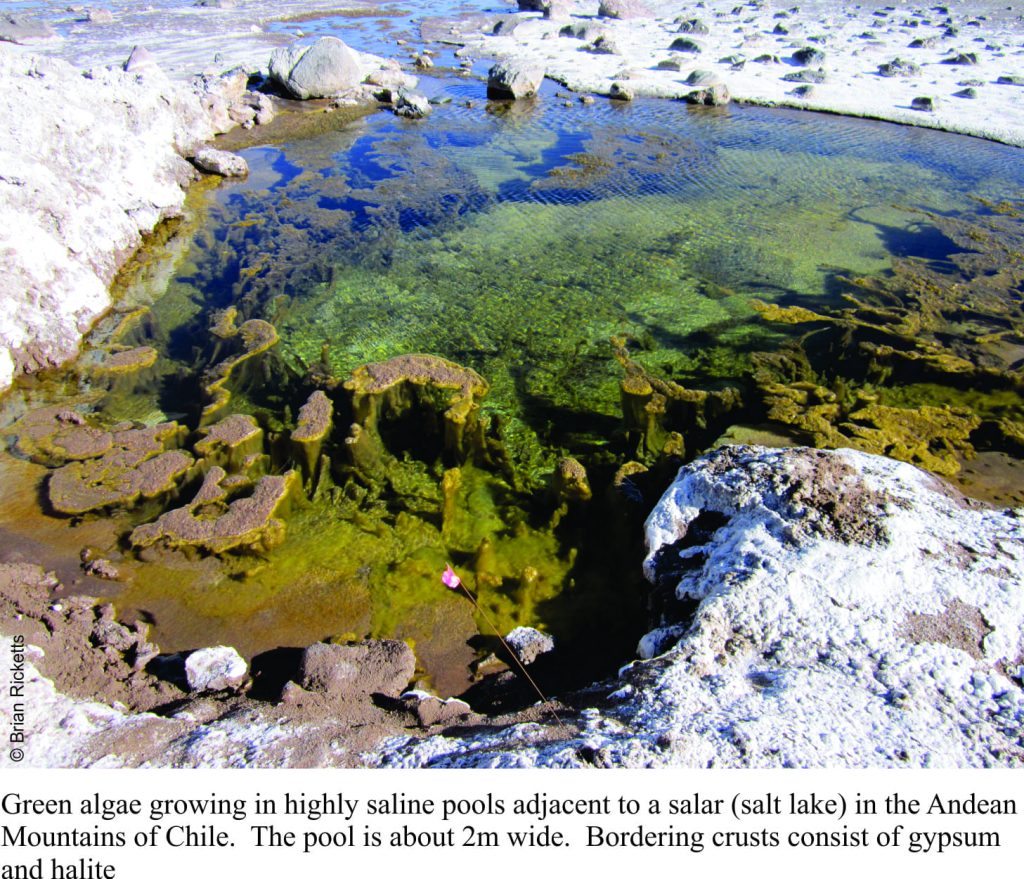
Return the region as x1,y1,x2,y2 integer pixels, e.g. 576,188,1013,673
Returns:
442,564,461,591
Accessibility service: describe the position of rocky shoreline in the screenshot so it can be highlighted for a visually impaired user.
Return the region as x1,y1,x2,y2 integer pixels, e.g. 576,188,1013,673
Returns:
1,1,1023,767
4,445,1022,767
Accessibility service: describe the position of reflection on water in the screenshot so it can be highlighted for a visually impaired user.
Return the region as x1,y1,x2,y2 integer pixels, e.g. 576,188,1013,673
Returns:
3,91,1023,698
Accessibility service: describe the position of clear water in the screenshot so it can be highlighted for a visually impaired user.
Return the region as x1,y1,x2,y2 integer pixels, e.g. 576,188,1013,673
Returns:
4,69,1023,697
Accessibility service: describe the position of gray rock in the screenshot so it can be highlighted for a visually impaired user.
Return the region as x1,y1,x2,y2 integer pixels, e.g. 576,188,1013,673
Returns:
269,37,363,100
185,646,247,692
911,95,936,111
996,75,1024,86
953,87,977,99
676,18,710,35
941,52,978,65
656,55,688,71
0,13,55,44
598,0,653,20
487,59,545,99
86,9,114,24
685,69,719,86
402,692,474,727
192,147,249,177
299,640,415,701
394,89,431,119
684,83,730,105
878,57,920,77
783,67,827,83
124,46,159,73
792,46,826,66
670,37,703,53
609,81,634,100
585,35,621,55
505,627,555,665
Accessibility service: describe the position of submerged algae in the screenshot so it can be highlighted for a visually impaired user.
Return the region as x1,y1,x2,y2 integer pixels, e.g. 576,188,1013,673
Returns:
3,97,1024,696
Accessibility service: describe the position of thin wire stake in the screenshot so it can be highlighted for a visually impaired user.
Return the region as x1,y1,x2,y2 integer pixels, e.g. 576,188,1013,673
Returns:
443,565,571,735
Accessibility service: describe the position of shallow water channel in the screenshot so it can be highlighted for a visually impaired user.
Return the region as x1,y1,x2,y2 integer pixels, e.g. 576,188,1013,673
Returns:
3,60,1023,698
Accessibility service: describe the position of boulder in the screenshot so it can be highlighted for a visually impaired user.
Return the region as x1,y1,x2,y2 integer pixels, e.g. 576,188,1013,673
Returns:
598,0,653,20
0,13,55,44
192,147,248,177
269,37,363,100
487,60,545,99
185,646,247,692
299,640,415,701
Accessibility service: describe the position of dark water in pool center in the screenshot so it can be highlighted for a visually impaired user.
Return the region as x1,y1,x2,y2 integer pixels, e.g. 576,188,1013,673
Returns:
3,90,1023,699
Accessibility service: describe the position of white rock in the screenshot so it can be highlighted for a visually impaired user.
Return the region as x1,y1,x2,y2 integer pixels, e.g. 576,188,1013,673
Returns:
269,37,363,100
185,646,247,692
193,146,248,177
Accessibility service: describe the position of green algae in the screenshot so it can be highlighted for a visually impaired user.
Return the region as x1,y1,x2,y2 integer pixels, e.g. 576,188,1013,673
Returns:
3,98,1024,697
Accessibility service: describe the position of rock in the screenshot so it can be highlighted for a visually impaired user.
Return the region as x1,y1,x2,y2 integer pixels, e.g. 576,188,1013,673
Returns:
609,81,634,101
542,0,574,20
877,57,920,77
585,35,621,55
394,89,432,119
185,646,247,692
299,640,415,701
953,87,977,99
792,46,825,66
83,557,120,581
192,147,248,177
783,68,827,83
487,59,545,99
942,52,978,65
676,18,710,35
0,49,231,393
504,627,555,665
123,46,159,73
996,75,1024,86
911,95,936,111
269,37,363,100
1,14,54,45
669,37,703,53
685,69,719,86
790,84,815,98
402,692,474,727
684,83,730,105
196,0,238,7
598,0,653,20
86,8,114,23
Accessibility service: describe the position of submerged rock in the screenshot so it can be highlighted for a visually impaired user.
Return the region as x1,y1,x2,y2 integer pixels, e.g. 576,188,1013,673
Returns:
381,446,1024,768
269,37,363,100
